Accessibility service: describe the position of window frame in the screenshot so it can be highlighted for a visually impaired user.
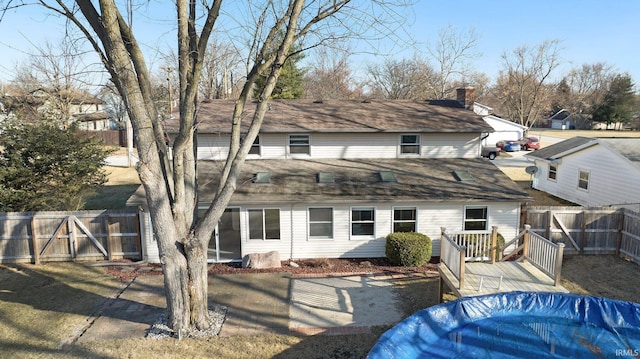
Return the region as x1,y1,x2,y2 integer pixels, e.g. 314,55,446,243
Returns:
578,169,590,191
247,208,281,240
392,206,417,233
350,207,376,239
308,207,334,240
399,134,421,156
464,206,488,231
548,163,558,181
248,135,261,156
289,134,311,156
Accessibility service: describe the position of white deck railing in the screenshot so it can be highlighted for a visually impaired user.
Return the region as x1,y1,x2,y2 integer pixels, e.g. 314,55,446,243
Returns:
440,225,564,287
440,230,466,289
449,229,497,262
525,229,565,286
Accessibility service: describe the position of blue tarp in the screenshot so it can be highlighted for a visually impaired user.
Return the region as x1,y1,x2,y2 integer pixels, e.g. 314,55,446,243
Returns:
368,292,640,359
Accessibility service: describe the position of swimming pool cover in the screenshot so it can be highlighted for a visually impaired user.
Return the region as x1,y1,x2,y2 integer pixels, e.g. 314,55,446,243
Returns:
368,291,640,358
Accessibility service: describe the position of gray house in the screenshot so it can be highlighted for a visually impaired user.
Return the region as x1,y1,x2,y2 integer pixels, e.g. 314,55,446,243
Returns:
132,97,530,263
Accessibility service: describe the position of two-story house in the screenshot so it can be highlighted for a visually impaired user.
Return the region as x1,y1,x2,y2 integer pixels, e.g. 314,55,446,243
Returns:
133,94,530,263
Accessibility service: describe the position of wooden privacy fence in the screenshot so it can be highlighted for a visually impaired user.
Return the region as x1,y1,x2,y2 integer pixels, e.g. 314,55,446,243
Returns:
522,206,640,264
0,209,143,264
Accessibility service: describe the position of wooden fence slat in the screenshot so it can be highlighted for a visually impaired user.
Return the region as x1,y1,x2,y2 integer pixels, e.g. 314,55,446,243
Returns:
0,209,142,264
39,217,69,257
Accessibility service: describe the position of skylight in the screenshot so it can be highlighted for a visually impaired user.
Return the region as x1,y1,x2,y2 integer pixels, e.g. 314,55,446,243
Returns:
453,170,474,182
379,171,397,183
317,172,335,184
253,172,271,184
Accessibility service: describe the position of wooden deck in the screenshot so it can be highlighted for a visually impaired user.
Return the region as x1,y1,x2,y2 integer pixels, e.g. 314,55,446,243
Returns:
438,261,568,300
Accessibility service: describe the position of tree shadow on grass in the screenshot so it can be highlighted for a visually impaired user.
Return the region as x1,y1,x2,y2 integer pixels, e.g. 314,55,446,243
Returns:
0,263,163,357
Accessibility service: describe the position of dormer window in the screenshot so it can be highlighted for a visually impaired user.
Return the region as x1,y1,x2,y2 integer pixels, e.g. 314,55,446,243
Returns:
400,134,420,155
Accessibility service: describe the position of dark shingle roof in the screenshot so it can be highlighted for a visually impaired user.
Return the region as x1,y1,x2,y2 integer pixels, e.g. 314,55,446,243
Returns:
193,158,530,204
525,136,640,166
600,138,640,165
165,99,493,134
525,137,596,161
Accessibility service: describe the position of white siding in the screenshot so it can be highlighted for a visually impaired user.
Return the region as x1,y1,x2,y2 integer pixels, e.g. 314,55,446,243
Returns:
482,115,526,146
195,132,481,160
228,201,521,260
532,145,640,208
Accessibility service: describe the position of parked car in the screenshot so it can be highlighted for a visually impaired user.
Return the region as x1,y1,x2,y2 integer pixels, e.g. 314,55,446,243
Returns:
481,146,501,160
502,140,521,152
518,136,540,150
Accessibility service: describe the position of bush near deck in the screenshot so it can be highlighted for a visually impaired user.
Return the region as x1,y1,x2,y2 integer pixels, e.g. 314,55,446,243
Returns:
385,232,433,267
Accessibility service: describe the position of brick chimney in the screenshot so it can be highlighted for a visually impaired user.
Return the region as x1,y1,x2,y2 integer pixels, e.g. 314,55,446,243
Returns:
456,86,475,109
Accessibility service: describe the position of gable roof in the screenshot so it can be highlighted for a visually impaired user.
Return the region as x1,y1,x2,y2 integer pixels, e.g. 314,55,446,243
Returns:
525,136,640,166
164,99,493,134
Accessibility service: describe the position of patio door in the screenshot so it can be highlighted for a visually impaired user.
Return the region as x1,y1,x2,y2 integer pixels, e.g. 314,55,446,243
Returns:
208,208,242,262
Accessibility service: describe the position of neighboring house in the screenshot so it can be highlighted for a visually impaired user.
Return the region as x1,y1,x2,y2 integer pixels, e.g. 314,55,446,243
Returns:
0,89,115,130
525,136,640,210
473,103,528,146
131,94,530,263
547,109,573,130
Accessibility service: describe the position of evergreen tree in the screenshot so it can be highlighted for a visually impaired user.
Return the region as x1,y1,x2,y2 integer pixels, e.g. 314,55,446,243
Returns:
592,74,636,129
253,37,306,99
0,120,114,211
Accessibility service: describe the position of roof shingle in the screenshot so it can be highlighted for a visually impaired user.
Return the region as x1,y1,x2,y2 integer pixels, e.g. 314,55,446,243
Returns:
165,99,493,134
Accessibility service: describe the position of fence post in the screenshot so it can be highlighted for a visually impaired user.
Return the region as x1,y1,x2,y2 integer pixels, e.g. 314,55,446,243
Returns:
30,215,40,265
554,243,565,286
615,209,624,256
459,248,465,290
490,226,498,264
523,224,531,261
546,211,552,241
440,227,446,258
106,215,115,261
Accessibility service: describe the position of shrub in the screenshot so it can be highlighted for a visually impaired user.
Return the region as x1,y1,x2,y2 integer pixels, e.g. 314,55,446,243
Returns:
385,232,432,267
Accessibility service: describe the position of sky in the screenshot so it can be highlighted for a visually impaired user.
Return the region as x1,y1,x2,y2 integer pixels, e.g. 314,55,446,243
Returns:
1,0,639,89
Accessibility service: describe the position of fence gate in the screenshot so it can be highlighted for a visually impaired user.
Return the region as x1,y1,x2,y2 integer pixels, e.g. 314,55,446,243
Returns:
0,210,143,264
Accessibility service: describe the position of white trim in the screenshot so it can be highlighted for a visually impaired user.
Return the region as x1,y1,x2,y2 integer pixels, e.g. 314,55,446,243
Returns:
548,163,558,182
463,205,489,231
392,206,417,232
350,206,376,240
246,208,281,241
307,207,334,240
398,134,421,157
288,134,311,157
578,169,590,191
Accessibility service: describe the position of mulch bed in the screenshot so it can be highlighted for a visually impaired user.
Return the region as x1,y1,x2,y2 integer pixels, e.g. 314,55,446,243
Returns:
104,257,438,281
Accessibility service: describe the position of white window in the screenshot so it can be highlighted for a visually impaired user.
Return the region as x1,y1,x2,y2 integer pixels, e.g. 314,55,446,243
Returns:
548,163,557,181
578,170,590,190
351,207,375,238
400,134,421,155
464,206,488,231
248,209,280,240
248,135,261,155
289,134,310,155
393,207,416,232
309,208,333,239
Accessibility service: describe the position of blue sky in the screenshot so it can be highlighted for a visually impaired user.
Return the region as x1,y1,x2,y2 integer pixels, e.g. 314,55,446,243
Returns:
1,0,639,88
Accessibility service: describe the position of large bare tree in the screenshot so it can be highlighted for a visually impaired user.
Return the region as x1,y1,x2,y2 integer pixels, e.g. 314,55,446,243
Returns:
425,25,480,99
303,47,355,99
366,57,434,100
493,39,562,128
2,0,408,334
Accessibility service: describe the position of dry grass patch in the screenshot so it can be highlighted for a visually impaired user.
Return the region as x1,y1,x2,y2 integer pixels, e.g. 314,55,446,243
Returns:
3,255,639,358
